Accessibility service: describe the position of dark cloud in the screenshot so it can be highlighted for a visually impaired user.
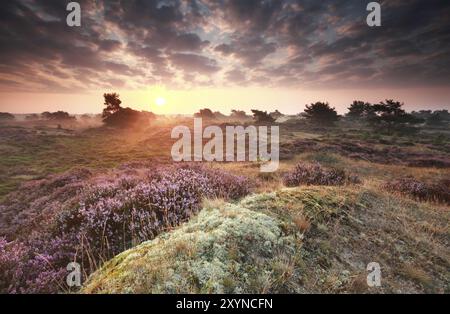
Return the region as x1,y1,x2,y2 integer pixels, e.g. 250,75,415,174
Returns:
225,69,246,82
169,53,219,74
0,0,449,92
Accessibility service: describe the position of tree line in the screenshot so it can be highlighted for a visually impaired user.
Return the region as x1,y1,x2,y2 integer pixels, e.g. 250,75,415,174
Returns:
2,94,448,133
194,100,449,130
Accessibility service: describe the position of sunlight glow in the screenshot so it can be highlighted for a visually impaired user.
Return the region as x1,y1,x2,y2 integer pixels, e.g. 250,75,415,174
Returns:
155,97,166,107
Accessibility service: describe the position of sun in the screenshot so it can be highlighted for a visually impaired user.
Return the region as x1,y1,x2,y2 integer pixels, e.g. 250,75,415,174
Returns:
155,97,166,107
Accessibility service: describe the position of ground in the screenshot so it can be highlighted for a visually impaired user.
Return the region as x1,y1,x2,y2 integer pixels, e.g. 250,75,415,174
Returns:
0,117,449,293
82,187,449,293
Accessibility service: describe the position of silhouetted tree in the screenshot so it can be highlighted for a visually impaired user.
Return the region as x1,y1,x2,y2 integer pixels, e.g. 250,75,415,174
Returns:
369,100,423,134
102,93,122,118
411,110,433,120
41,111,75,121
426,112,445,126
101,93,155,128
41,111,52,120
213,111,227,120
194,108,215,119
25,114,40,120
346,101,373,119
251,109,275,124
80,114,93,120
230,110,248,119
0,112,15,120
270,110,284,120
302,102,339,125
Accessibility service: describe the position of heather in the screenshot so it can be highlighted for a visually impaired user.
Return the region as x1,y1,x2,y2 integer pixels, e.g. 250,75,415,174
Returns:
1,114,449,295
82,204,303,294
283,162,360,187
83,186,449,294
0,164,252,293
383,177,450,204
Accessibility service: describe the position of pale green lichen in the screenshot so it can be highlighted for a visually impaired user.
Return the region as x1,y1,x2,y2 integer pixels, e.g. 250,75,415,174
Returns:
82,203,303,294
240,187,356,225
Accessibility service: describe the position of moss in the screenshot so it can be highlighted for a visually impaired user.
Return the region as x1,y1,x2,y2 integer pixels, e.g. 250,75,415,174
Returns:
240,187,359,227
82,204,302,294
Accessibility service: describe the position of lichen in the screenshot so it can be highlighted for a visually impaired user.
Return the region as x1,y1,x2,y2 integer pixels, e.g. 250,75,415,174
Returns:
82,204,302,294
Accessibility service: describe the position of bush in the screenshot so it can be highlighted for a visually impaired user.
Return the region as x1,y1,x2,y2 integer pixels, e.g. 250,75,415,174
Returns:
383,177,450,204
0,164,253,293
41,111,75,121
0,236,76,294
283,162,360,187
82,204,301,294
302,102,339,125
103,108,155,128
0,112,15,121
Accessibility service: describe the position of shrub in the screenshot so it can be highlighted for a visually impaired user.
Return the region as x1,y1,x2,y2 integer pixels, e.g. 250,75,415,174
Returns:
383,177,450,204
302,102,339,125
283,162,360,187
0,236,76,294
82,204,301,294
0,112,15,121
0,164,253,293
0,168,92,239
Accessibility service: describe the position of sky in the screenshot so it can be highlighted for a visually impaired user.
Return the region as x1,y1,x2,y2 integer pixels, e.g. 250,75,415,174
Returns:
0,0,449,115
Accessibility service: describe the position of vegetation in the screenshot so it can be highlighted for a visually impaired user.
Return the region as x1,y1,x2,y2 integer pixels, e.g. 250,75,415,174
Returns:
302,102,339,125
83,203,302,293
0,164,252,293
251,109,276,124
41,111,76,121
270,110,284,120
346,101,372,120
0,96,449,294
230,110,248,120
0,112,15,120
101,93,155,128
283,162,360,187
383,177,450,204
194,108,216,119
102,93,122,118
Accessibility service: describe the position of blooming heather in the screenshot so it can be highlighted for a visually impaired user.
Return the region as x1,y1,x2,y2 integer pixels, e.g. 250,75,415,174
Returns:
283,162,360,187
0,164,253,293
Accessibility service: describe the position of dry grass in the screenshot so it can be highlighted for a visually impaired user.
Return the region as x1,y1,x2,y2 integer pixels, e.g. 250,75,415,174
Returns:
1,117,449,294
292,214,311,233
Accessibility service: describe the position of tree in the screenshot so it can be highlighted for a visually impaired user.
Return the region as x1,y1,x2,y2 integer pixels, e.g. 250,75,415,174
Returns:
41,111,52,120
25,114,40,120
213,111,227,120
426,112,445,126
425,110,450,127
41,111,75,121
346,101,372,119
251,109,275,124
302,102,339,125
194,108,215,119
0,112,15,120
102,93,122,118
80,114,93,120
230,110,248,119
411,110,432,120
369,100,423,134
101,92,156,128
270,110,284,120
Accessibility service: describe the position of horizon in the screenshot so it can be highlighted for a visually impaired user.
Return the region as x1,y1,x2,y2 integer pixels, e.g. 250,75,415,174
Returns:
2,87,450,115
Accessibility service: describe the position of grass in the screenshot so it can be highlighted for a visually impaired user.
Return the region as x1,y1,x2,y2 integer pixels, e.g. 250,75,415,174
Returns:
82,185,449,293
82,203,304,294
1,118,449,293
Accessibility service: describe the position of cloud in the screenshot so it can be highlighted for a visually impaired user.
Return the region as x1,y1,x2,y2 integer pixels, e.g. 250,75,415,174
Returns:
169,53,220,74
0,0,448,92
